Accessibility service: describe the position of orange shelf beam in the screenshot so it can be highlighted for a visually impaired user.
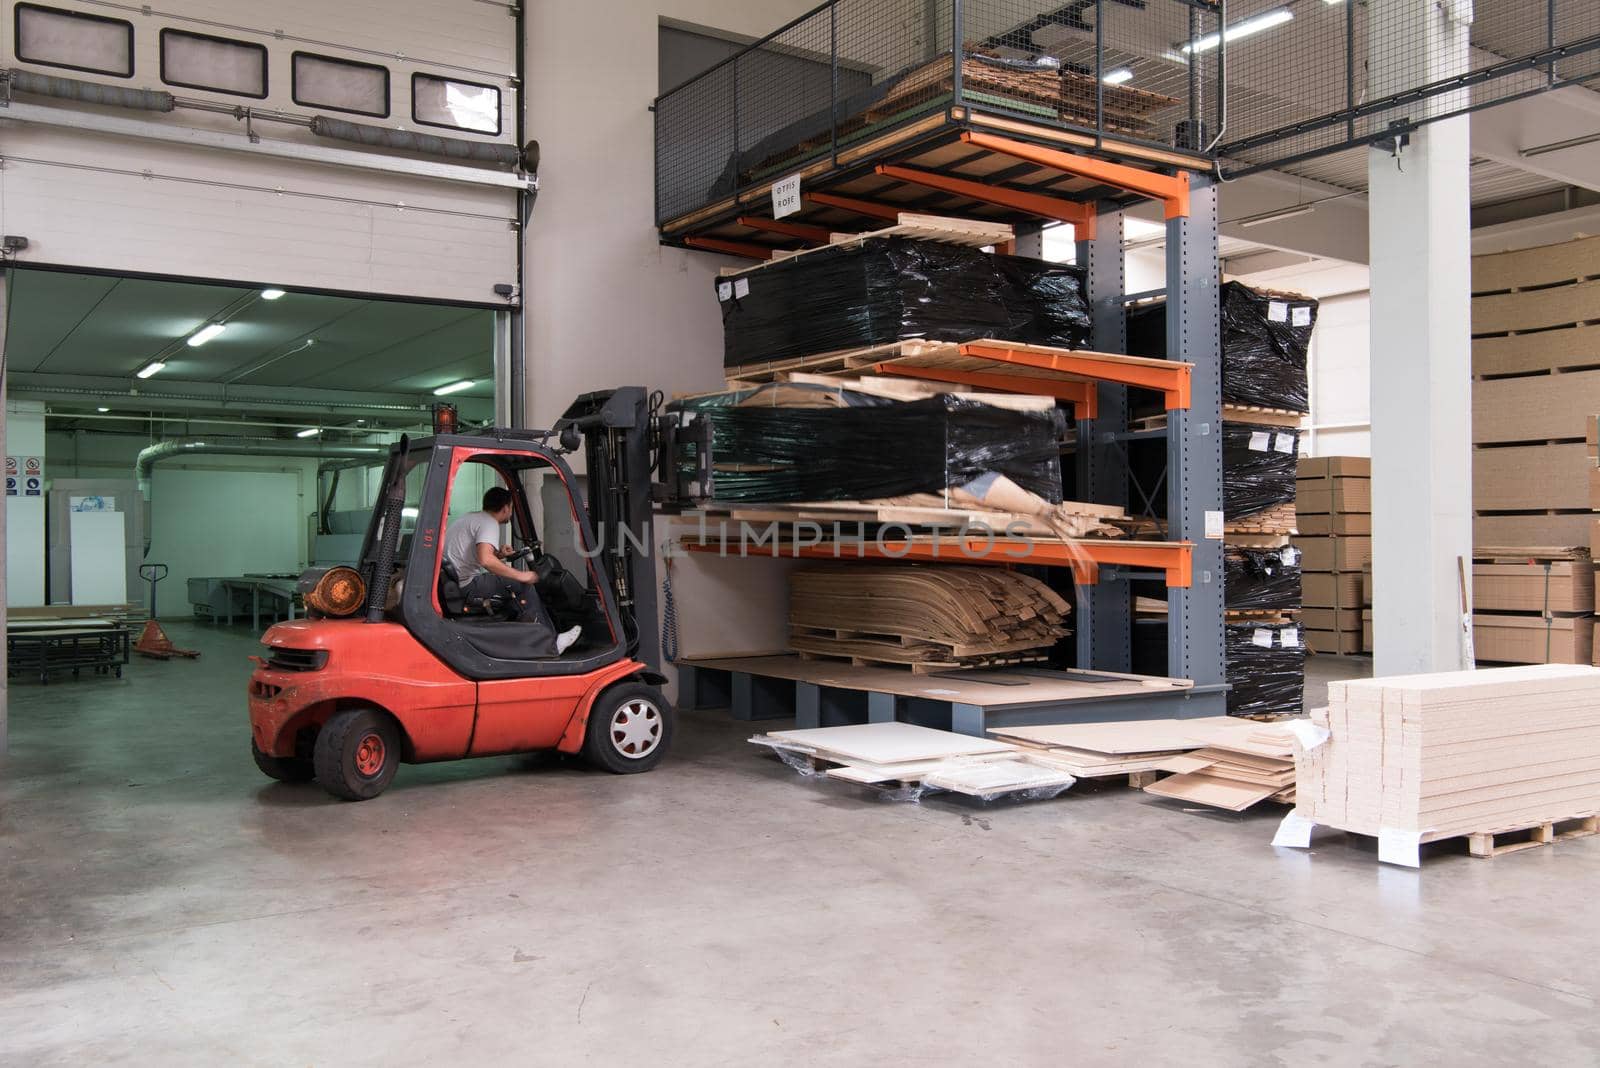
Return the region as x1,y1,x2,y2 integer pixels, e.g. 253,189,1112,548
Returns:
873,361,1097,419
684,236,774,260
875,163,1096,239
960,341,1191,410
803,190,904,221
737,215,832,243
681,536,1193,587
959,131,1191,219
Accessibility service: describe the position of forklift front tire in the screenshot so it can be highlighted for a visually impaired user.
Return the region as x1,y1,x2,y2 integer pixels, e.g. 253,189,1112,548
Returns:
583,682,673,774
252,741,314,783
314,707,401,801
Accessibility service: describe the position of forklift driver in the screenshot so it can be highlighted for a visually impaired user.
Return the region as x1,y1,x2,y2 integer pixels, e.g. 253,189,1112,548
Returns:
442,487,583,656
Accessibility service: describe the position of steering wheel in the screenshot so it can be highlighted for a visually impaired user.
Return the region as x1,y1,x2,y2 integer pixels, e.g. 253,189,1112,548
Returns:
503,545,537,568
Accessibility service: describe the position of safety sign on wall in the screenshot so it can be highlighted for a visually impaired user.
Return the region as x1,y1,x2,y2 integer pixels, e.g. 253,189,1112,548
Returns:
7,455,44,496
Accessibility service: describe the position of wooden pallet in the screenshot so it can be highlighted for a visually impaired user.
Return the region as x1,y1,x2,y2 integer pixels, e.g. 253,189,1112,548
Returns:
1225,503,1298,535
1467,815,1600,857
1471,545,1591,562
1136,405,1308,431
724,213,1014,277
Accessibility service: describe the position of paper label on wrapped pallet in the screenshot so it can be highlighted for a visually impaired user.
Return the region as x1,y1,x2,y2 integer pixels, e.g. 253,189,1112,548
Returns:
1252,628,1275,648
1280,546,1300,565
1268,301,1289,322
1271,810,1316,849
1248,431,1271,452
1272,433,1296,455
1284,719,1329,751
772,173,802,218
717,282,733,302
734,278,750,300
1377,828,1424,868
1281,626,1300,649
1292,305,1312,327
1205,510,1224,539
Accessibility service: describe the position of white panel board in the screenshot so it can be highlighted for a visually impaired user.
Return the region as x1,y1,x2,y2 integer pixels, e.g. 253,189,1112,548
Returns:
0,125,517,303
148,468,303,613
5,498,46,608
69,511,128,605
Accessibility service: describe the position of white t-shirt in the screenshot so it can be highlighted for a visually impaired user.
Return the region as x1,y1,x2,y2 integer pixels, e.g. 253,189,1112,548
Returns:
442,511,501,584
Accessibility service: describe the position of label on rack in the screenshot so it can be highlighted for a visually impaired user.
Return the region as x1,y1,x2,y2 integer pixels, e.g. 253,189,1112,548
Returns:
1273,432,1296,454
1268,300,1289,322
734,277,750,300
1281,626,1300,648
717,282,733,302
1248,430,1271,451
772,173,802,218
1252,628,1274,648
1204,510,1224,539
1292,305,1312,327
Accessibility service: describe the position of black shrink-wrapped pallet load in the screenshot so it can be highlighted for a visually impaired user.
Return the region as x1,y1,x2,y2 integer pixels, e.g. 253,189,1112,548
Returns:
1124,281,1316,412
1224,622,1305,717
717,237,1090,368
679,392,1066,504
1225,545,1302,612
1221,423,1300,519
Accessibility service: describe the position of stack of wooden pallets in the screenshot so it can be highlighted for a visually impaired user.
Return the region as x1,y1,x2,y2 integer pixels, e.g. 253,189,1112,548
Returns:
1293,664,1600,862
788,565,1070,672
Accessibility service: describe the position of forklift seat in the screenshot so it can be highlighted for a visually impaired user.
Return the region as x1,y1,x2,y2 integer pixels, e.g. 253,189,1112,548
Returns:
437,560,506,619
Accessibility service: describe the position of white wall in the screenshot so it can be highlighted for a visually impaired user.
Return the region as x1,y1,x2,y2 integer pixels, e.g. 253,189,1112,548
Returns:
148,467,303,611
6,400,47,606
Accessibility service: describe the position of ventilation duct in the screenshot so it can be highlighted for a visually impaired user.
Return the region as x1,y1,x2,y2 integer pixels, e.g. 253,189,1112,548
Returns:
136,437,386,498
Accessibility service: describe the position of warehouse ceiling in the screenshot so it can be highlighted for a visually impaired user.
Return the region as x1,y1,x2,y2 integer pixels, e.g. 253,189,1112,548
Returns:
5,268,497,435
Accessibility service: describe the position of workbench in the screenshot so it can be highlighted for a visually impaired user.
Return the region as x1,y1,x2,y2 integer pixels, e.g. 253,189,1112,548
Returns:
676,654,1223,736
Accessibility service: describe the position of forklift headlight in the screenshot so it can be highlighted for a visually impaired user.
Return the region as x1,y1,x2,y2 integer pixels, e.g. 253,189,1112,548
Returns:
305,566,366,618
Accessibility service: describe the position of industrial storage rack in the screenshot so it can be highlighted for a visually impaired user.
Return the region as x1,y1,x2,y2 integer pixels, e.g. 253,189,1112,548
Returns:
657,0,1228,723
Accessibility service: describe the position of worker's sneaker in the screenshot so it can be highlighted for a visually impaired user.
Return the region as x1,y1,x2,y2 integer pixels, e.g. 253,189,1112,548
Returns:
555,625,582,655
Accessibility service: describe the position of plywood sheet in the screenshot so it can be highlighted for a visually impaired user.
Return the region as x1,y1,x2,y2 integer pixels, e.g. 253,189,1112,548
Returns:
1144,772,1278,811
764,722,1015,764
1472,278,1600,335
69,511,127,606
1474,513,1595,549
1474,234,1600,293
988,716,1249,755
1474,443,1594,511
1473,372,1600,445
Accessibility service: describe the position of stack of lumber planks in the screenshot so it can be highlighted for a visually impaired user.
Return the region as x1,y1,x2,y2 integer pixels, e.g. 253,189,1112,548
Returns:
1148,724,1297,810
1294,664,1600,862
750,722,1078,798
788,564,1069,671
1296,456,1371,655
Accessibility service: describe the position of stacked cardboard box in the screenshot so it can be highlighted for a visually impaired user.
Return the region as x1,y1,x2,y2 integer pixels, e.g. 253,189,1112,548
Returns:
1295,456,1371,655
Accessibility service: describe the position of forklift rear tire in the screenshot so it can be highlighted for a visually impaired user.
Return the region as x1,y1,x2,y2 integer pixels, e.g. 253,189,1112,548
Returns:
582,682,673,774
314,707,401,801
252,741,314,783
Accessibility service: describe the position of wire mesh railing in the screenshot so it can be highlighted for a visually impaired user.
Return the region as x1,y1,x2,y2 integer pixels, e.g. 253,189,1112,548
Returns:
654,0,1225,227
1216,0,1600,179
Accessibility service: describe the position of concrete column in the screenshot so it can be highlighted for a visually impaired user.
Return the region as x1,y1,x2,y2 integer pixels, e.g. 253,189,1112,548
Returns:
1367,0,1475,675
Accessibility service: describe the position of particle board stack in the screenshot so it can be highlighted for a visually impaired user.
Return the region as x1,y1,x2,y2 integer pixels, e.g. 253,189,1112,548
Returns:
1471,547,1595,665
1593,414,1600,665
787,564,1070,672
1295,456,1371,655
1472,237,1600,549
1294,664,1600,859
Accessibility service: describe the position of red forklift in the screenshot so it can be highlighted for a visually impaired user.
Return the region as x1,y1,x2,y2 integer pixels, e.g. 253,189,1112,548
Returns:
246,388,713,800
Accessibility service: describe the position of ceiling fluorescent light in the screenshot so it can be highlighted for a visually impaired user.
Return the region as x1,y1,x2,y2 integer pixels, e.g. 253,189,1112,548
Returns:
1238,204,1316,228
260,288,286,300
1102,68,1134,86
187,323,227,347
136,361,166,379
433,380,474,396
1181,8,1293,55
296,427,320,438
97,406,110,412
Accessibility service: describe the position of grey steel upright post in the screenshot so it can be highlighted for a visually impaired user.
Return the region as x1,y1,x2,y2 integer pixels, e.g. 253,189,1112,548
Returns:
1166,176,1226,709
1076,205,1131,673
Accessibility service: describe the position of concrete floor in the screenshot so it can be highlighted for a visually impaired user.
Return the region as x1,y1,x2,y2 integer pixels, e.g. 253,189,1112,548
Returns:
3,623,1599,1064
